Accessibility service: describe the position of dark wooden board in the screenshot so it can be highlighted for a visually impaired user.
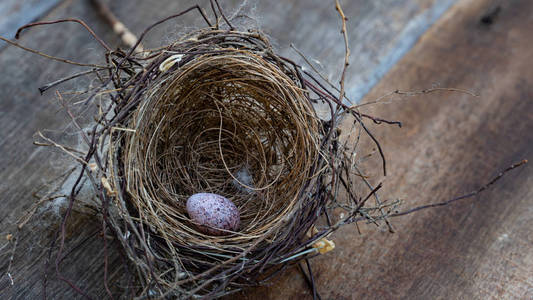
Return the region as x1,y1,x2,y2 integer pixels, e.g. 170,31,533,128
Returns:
5,0,531,299
106,0,457,103
0,1,126,298
239,0,533,299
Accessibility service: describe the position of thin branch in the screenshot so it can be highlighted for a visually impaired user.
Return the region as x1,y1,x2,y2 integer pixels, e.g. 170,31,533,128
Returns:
391,160,528,217
16,19,112,52
359,113,402,127
354,87,479,109
39,69,104,94
214,0,235,30
209,0,220,29
335,0,350,106
0,36,107,68
298,259,322,300
35,132,88,165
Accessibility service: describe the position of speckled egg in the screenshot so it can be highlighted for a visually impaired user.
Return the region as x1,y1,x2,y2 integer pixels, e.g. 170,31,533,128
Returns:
186,193,240,236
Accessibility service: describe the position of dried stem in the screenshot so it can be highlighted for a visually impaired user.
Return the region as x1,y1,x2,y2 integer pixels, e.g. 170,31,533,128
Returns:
16,19,112,52
335,0,350,104
0,36,107,68
391,160,528,217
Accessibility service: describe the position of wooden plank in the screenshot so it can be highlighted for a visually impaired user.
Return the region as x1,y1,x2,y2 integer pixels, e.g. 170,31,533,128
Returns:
107,0,457,104
0,0,126,298
256,0,457,103
239,0,533,299
0,0,460,298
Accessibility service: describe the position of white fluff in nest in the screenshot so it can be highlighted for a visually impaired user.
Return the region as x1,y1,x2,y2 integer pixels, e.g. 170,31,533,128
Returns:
233,166,254,194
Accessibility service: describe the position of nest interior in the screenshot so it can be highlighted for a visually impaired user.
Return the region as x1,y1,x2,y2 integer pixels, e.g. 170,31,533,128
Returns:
121,49,321,244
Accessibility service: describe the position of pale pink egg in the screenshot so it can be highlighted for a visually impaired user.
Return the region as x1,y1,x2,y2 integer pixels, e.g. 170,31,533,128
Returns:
186,193,240,236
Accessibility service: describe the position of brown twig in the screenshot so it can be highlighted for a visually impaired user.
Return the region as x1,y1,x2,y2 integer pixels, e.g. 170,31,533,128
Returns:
213,0,235,30
209,0,220,29
391,160,528,217
39,69,105,94
298,259,322,300
335,0,350,105
355,87,479,109
0,36,107,68
16,19,112,52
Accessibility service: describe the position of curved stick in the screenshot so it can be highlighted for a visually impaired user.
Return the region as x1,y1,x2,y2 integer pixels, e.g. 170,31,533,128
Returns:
16,18,112,52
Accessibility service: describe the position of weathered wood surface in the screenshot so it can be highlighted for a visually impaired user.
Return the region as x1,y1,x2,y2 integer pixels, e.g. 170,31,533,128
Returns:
239,0,533,299
2,0,531,299
106,0,457,104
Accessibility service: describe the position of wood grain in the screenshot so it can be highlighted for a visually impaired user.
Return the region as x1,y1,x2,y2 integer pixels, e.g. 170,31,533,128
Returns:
0,0,124,298
238,0,533,299
105,0,456,103
4,0,530,299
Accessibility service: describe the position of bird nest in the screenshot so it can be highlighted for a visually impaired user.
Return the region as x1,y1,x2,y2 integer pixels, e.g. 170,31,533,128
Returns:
105,29,335,298
7,1,526,298
12,4,400,299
